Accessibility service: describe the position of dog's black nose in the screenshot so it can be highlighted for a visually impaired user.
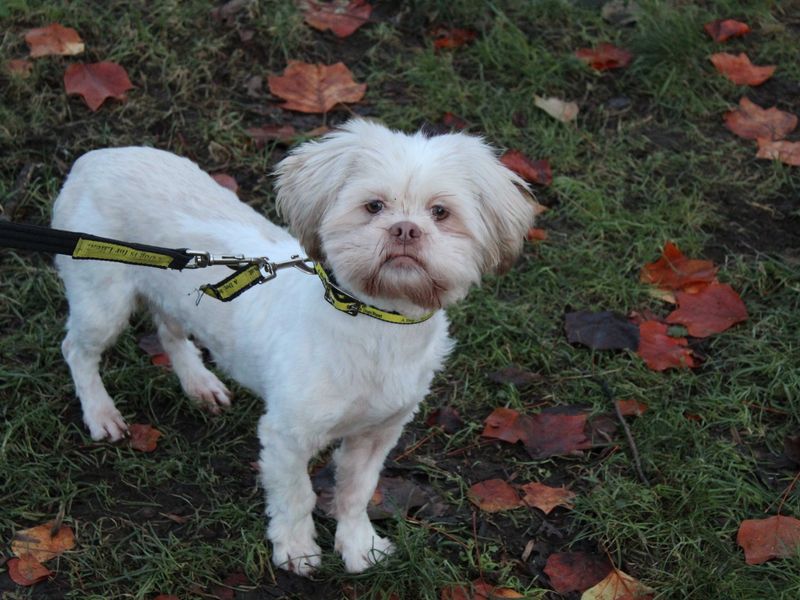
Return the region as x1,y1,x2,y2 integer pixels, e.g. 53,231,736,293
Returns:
389,221,421,242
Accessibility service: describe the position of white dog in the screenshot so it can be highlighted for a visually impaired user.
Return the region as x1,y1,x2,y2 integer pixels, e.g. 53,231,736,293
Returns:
51,119,534,575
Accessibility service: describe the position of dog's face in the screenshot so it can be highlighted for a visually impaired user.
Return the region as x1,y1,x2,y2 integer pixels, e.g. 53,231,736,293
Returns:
275,119,534,311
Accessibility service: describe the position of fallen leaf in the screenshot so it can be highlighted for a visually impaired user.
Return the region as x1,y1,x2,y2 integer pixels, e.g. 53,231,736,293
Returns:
11,522,75,562
432,27,477,50
756,138,800,166
128,423,163,452
521,482,576,514
300,0,372,38
581,568,654,599
268,60,366,113
724,97,798,141
426,406,464,434
737,515,800,565
245,123,298,147
500,150,552,186
710,53,775,86
63,61,134,112
25,23,84,58
704,18,751,42
534,95,579,123
442,112,468,130
7,58,33,77
524,409,594,459
8,556,52,586
665,283,747,337
527,228,548,241
486,366,542,388
468,479,522,512
637,320,696,371
211,571,250,600
565,310,640,351
544,552,612,593
639,241,718,291
615,399,648,417
575,43,632,71
211,173,238,193
482,406,528,443
472,580,524,598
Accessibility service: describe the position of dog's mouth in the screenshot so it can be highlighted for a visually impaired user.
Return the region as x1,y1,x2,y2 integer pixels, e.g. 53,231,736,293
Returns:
384,254,424,269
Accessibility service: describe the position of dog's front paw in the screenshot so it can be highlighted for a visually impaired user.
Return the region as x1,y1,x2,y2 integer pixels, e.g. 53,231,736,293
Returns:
184,371,232,415
335,522,394,573
271,539,322,576
84,404,128,441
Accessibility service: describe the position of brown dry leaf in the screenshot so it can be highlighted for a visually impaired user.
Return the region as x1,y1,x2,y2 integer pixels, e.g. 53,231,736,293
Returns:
704,18,750,42
482,407,528,443
8,556,52,586
25,23,84,58
268,60,366,113
500,150,552,186
64,62,134,112
7,58,33,77
128,423,163,452
11,522,75,562
724,97,798,141
737,515,800,565
575,43,633,71
710,53,775,86
581,568,654,600
300,0,372,38
527,228,548,242
467,479,522,513
520,482,576,514
615,399,648,417
534,95,579,123
245,124,298,147
756,138,800,167
426,406,464,434
432,27,478,50
545,552,612,594
665,283,748,338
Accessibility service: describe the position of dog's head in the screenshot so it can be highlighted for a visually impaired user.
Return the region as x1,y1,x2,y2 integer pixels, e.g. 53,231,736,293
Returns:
274,119,535,312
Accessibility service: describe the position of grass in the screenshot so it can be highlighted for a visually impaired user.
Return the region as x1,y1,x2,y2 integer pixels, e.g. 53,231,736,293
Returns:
2,0,800,598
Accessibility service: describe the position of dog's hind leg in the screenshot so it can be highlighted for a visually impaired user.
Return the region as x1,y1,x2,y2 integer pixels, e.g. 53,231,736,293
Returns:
153,313,231,414
59,262,136,441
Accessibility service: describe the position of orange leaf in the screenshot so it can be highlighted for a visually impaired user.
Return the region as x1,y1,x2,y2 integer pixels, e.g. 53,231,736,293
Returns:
467,479,522,512
520,482,576,514
500,150,552,186
724,97,798,141
637,321,696,371
8,556,52,586
665,283,747,338
704,18,750,42
128,423,163,452
710,53,775,86
211,173,238,193
7,58,33,78
442,112,468,130
482,407,527,444
25,23,84,58
575,43,632,71
300,0,372,37
544,552,612,593
581,568,654,600
11,522,75,562
639,241,718,291
756,138,800,167
527,228,548,242
524,410,593,459
432,27,477,50
737,515,800,565
268,61,366,113
615,399,648,417
64,62,134,112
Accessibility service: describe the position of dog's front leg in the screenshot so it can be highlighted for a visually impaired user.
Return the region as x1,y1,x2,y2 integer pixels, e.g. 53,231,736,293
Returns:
332,419,407,573
258,414,322,575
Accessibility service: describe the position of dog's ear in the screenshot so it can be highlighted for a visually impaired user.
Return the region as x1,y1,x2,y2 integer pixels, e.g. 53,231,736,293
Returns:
468,144,536,274
274,126,359,260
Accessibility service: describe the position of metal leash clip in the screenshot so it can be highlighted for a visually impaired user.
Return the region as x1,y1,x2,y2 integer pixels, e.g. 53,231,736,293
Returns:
184,250,315,275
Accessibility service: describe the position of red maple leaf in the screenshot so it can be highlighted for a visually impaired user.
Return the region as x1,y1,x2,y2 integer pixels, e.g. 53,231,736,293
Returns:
268,61,366,113
300,0,372,38
128,423,163,452
710,53,775,86
467,479,522,512
432,27,477,50
25,23,84,57
500,150,552,186
575,43,633,71
724,97,798,141
63,62,133,112
637,321,696,371
8,556,52,586
756,138,800,166
737,515,800,565
665,283,748,337
704,18,750,42
639,242,718,291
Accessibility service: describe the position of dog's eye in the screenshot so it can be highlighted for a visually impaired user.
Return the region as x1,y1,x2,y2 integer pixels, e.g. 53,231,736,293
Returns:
431,205,449,221
365,200,384,214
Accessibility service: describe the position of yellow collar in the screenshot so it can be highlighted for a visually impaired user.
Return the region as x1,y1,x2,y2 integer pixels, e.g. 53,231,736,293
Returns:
314,263,436,325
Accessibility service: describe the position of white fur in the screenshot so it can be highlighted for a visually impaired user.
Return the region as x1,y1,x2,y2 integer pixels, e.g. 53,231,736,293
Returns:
51,119,534,575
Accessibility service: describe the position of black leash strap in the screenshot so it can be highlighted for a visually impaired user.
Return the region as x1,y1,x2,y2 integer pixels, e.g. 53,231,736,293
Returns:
0,221,192,270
